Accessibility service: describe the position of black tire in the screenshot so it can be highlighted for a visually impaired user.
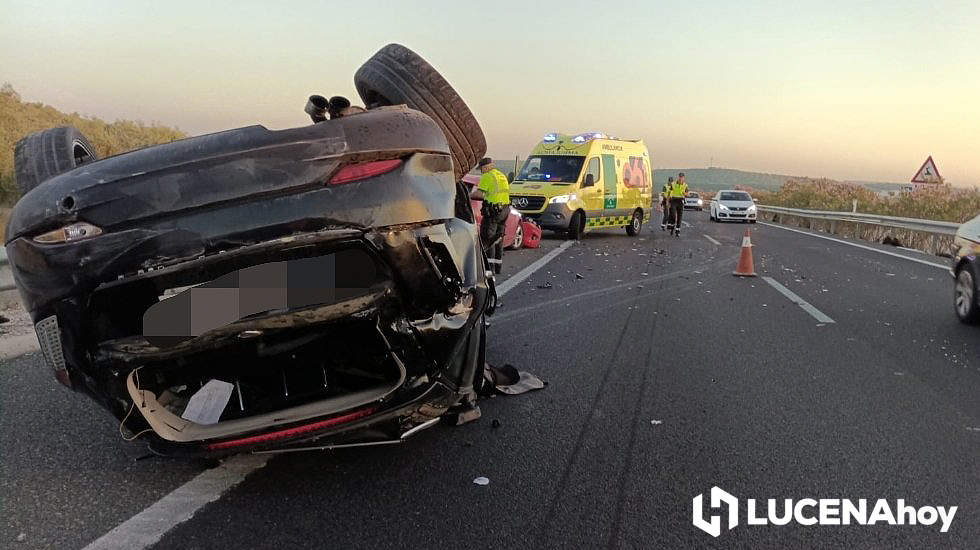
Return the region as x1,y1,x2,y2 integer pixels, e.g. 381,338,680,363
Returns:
750,219,757,224
626,209,642,236
954,263,980,324
567,211,584,240
14,126,98,195
354,44,487,180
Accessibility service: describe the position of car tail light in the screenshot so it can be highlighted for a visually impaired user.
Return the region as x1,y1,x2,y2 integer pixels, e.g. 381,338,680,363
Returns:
33,222,103,244
329,159,402,185
205,407,377,450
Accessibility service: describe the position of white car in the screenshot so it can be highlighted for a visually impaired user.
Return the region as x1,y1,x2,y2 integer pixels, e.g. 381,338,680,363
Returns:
710,190,757,223
683,192,704,211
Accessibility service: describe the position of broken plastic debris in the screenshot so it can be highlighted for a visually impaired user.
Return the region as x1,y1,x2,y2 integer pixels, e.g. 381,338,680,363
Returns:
181,379,235,425
575,273,584,279
650,420,663,425
473,477,490,486
536,282,553,289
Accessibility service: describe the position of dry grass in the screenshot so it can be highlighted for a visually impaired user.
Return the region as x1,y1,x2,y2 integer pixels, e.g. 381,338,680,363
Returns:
747,178,980,223
1,83,185,205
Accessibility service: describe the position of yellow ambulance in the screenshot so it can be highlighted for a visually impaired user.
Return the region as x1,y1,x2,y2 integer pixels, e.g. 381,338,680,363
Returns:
509,132,653,239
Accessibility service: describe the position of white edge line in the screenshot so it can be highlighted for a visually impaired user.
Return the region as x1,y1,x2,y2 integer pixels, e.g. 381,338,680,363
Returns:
0,333,40,361
496,240,576,296
762,276,836,324
703,234,721,246
82,454,269,550
758,222,950,270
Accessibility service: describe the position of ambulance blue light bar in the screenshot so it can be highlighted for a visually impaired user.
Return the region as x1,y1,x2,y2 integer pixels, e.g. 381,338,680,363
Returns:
571,132,606,143
542,133,558,142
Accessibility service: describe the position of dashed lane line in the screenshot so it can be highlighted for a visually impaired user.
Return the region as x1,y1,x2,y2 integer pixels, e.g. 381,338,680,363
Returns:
762,276,836,324
703,234,721,246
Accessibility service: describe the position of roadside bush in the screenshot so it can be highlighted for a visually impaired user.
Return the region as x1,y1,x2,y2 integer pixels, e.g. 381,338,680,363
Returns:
753,178,980,223
0,83,185,206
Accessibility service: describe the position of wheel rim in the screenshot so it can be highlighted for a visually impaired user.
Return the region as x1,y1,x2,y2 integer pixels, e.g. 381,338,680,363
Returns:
512,224,523,248
632,213,640,232
955,270,974,317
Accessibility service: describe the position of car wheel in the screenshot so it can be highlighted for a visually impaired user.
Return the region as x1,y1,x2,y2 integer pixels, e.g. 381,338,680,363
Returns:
626,209,642,236
14,126,99,195
509,223,523,249
954,263,980,324
567,211,584,240
354,44,487,180
750,219,757,224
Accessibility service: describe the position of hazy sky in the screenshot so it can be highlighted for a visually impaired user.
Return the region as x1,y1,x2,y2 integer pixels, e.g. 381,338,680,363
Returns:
1,0,978,185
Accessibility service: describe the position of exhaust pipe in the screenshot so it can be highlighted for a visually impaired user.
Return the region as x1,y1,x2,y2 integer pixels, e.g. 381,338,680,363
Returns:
306,95,356,123
305,95,329,123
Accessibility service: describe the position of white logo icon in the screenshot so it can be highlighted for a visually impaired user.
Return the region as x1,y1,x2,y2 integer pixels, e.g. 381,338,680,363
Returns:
692,486,738,537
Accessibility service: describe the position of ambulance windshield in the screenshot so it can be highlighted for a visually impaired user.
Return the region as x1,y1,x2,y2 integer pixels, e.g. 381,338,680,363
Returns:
517,155,585,184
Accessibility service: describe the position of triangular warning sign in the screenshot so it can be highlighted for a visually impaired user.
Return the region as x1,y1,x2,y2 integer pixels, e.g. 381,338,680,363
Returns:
911,156,942,184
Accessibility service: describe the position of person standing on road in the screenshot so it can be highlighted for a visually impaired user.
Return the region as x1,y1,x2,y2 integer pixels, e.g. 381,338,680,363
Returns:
470,157,511,273
660,176,673,231
667,172,688,237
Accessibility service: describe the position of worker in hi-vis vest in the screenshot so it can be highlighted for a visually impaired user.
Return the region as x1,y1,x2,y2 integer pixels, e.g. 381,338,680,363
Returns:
660,176,673,231
469,157,511,273
666,172,688,237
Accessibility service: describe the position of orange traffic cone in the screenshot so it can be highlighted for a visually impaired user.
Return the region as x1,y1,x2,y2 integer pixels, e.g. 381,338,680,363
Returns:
733,228,757,277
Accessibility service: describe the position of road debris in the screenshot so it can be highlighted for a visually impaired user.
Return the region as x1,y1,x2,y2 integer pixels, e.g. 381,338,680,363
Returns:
650,420,663,425
482,363,546,395
473,477,490,486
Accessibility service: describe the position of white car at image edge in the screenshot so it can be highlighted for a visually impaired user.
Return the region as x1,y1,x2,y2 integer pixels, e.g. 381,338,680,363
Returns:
710,190,757,223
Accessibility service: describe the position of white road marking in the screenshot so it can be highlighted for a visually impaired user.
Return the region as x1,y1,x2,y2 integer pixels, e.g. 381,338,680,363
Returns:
82,454,269,550
758,222,949,270
682,221,691,227
79,238,574,549
496,240,576,296
762,276,836,324
703,234,721,246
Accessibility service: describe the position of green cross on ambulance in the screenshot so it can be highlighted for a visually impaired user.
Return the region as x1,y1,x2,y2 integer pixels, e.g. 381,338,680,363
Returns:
509,132,653,239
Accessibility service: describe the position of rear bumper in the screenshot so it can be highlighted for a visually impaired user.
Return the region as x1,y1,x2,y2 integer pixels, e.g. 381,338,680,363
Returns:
17,219,488,454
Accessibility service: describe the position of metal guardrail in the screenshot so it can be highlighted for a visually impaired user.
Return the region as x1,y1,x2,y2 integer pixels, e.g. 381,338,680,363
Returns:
757,205,961,236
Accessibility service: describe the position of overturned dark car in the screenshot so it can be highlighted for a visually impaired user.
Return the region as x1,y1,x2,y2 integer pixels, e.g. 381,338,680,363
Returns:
4,44,495,456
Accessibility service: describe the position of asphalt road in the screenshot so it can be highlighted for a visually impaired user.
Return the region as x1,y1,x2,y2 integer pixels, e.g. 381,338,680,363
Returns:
2,211,979,549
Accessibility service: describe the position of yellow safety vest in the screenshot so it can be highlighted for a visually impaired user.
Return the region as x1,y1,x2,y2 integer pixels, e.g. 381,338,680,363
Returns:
479,168,510,205
668,181,688,198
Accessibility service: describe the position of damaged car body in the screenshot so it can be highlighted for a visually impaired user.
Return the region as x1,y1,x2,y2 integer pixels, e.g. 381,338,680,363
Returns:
4,44,493,456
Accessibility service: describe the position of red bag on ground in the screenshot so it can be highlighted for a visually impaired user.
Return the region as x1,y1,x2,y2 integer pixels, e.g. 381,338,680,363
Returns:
521,220,542,248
